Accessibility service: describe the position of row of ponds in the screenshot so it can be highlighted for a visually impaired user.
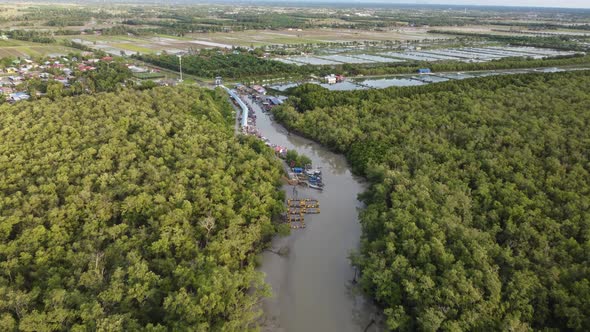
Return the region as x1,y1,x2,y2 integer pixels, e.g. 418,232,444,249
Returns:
269,66,586,92
275,46,579,66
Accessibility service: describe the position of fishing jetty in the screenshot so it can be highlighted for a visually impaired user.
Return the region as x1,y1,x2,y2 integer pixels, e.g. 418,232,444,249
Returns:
284,198,321,229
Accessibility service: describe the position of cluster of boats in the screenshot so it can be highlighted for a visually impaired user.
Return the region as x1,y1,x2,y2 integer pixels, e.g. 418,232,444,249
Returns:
234,91,325,191
292,167,325,191
283,198,321,229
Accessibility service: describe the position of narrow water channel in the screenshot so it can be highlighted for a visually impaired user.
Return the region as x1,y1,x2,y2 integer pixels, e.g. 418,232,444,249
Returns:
243,97,382,331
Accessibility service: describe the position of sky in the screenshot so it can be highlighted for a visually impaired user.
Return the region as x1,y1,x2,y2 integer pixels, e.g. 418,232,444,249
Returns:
397,0,590,9
56,0,590,10
251,0,590,9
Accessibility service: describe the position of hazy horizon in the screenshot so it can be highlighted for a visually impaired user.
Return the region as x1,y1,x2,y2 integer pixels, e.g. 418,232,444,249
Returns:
8,0,590,9
184,0,590,10
367,0,589,9
256,0,590,10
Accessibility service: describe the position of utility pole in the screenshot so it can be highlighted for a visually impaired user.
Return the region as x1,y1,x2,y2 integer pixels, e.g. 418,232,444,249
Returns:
177,54,183,82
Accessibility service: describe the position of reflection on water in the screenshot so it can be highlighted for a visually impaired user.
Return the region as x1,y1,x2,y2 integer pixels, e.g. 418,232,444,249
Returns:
269,83,300,91
275,119,350,176
319,81,367,91
417,75,449,83
247,96,383,331
359,78,425,88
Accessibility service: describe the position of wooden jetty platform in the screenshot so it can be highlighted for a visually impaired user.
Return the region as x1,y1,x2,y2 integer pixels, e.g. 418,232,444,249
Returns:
284,198,320,229
287,199,319,208
288,208,320,214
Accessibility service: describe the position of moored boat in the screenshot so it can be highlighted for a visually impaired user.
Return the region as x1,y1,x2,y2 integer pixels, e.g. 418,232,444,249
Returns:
308,183,323,190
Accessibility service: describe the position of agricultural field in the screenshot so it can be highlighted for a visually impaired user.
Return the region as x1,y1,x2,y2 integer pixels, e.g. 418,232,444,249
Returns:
439,24,590,37
0,39,77,58
2,3,586,59
68,36,216,56
193,27,451,47
60,27,451,56
0,3,118,29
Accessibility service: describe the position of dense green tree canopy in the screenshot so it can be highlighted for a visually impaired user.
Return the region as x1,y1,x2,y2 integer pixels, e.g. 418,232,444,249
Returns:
135,52,311,80
0,86,284,330
273,71,590,331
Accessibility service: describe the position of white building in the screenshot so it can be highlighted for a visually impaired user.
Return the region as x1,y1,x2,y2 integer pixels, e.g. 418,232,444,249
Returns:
324,74,337,84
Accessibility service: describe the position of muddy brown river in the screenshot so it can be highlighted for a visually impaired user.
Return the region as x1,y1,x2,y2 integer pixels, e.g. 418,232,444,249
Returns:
243,97,382,332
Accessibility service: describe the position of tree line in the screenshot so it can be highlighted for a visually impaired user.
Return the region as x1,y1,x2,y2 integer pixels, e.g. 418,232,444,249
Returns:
428,30,589,51
0,30,55,44
272,71,590,330
134,52,313,80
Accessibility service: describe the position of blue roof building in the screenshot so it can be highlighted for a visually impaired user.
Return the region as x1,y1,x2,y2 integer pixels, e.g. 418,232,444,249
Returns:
268,96,283,105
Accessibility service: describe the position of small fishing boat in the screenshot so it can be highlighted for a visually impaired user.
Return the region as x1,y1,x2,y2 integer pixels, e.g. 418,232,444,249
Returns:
308,175,322,183
308,183,323,190
305,169,322,176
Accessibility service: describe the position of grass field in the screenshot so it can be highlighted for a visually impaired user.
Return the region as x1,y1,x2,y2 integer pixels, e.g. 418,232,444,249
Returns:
68,35,147,43
132,72,166,79
0,39,78,58
111,43,154,54
196,27,450,47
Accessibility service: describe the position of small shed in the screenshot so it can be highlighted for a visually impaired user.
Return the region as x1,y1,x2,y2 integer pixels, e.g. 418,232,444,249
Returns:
292,167,304,174
268,96,282,106
417,68,431,74
252,85,266,95
10,92,30,101
324,74,337,84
